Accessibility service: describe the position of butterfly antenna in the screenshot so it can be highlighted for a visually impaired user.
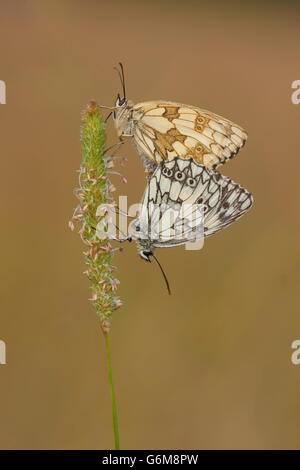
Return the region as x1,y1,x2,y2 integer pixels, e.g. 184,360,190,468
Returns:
118,62,126,100
114,63,126,101
151,254,171,295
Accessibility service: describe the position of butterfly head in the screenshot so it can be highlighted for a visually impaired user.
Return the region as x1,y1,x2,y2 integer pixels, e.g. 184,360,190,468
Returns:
115,93,127,109
112,63,135,137
134,232,155,261
139,250,153,262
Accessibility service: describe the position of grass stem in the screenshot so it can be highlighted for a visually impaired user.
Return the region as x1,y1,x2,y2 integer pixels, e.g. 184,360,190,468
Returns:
103,331,120,450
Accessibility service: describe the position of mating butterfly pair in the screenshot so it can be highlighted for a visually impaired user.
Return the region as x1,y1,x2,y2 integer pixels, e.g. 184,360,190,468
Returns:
107,64,253,265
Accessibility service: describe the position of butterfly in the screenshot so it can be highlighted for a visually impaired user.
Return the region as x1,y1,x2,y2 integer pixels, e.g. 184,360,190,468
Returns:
129,157,253,262
110,63,247,174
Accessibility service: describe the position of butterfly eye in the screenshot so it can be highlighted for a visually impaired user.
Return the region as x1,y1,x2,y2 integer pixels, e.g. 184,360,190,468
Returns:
162,167,173,178
187,177,196,187
222,202,229,209
116,94,126,107
175,171,185,182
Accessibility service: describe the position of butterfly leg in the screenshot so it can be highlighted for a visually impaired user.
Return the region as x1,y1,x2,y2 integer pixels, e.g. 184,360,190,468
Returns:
103,140,124,156
113,236,132,243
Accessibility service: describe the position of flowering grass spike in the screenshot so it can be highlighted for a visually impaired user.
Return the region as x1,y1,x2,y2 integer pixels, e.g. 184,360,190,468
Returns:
72,101,122,333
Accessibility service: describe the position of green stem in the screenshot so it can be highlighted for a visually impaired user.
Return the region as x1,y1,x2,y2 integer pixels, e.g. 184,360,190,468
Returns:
104,331,120,450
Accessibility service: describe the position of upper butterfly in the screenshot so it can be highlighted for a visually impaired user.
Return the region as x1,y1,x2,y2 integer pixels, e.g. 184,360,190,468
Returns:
111,63,247,173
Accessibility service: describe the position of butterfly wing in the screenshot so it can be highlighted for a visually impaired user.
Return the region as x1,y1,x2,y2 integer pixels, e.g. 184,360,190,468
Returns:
132,101,247,170
132,158,253,248
132,160,204,247
202,172,253,236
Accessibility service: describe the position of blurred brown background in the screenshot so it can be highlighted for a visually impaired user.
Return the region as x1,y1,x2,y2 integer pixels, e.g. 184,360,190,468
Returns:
0,0,300,450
